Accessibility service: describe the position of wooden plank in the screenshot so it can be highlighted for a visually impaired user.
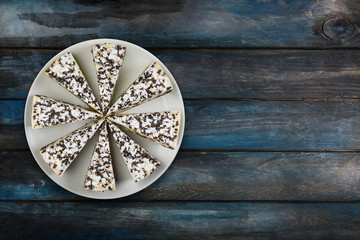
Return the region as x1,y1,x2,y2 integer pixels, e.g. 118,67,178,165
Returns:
2,151,360,201
184,100,360,150
183,100,360,150
1,1,360,48
2,49,360,100
1,201,360,239
0,101,26,149
3,100,360,150
0,50,54,98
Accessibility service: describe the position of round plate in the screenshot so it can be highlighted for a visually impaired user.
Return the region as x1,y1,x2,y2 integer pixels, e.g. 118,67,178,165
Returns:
24,39,185,199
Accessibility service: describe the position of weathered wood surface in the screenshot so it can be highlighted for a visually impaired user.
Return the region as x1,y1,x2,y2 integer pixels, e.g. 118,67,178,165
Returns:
2,201,360,240
2,100,360,150
1,0,360,48
2,151,360,201
2,49,360,99
2,1,360,239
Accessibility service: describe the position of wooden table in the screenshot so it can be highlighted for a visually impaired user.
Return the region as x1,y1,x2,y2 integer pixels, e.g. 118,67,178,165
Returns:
1,1,360,239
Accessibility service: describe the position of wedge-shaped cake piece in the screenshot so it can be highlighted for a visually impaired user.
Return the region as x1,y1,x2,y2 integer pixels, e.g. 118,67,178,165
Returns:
108,110,181,149
84,122,115,191
45,52,101,113
107,62,173,115
108,123,160,182
40,119,104,176
32,95,101,129
92,44,126,113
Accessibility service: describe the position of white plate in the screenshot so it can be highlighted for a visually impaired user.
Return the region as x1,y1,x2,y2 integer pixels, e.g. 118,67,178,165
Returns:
24,39,185,199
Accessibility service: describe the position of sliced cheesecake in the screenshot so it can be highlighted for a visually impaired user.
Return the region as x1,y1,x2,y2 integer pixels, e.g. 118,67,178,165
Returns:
108,123,160,182
84,122,115,191
40,119,104,176
32,95,101,129
108,110,181,149
92,44,126,113
45,52,101,113
107,62,173,115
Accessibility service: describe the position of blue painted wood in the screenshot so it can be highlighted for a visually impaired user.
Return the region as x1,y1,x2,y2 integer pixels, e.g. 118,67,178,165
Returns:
2,0,360,238
0,50,54,98
2,151,360,201
0,101,25,124
3,49,360,99
183,100,360,150
2,100,360,150
1,0,360,48
1,201,360,239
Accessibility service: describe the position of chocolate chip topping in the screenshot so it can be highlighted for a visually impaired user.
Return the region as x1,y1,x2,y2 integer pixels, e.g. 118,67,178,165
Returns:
45,52,101,113
92,44,126,113
32,95,100,129
107,61,173,115
84,122,115,191
108,110,181,149
40,119,104,176
108,123,160,182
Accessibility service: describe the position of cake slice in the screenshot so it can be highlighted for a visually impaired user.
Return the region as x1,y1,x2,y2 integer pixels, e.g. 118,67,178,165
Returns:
84,122,115,191
40,119,104,176
108,110,181,149
107,62,173,115
108,123,160,182
92,44,126,113
32,95,101,129
45,52,101,113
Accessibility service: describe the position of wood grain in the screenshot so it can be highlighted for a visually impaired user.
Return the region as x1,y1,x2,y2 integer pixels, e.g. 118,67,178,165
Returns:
2,49,360,100
3,1,360,238
1,0,360,48
2,151,360,201
1,201,360,239
3,100,360,150
0,50,54,98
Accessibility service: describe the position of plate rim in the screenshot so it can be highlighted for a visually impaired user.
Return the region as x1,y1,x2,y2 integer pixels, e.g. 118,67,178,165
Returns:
24,38,185,199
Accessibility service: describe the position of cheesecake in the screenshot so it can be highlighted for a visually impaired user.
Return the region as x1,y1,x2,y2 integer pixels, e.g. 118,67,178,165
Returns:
84,122,115,191
92,44,126,113
45,52,101,113
32,95,101,129
107,62,173,115
108,110,181,149
108,123,160,182
40,119,104,176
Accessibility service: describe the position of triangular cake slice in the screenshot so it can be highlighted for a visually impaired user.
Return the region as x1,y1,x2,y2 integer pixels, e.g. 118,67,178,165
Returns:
108,123,160,182
45,52,101,113
108,110,181,149
92,44,126,113
84,122,115,191
107,62,173,115
40,119,104,176
32,95,101,129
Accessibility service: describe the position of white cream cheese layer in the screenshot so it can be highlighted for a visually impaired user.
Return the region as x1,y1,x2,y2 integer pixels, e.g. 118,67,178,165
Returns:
92,44,126,113
108,110,181,149
32,95,101,129
45,52,101,113
108,123,160,182
40,119,104,176
84,122,115,191
107,62,173,115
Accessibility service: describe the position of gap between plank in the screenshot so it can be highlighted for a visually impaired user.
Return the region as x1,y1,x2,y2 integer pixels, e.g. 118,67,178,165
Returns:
2,148,360,153
180,149,360,153
3,47,360,51
0,98,27,101
184,98,360,102
1,199,360,203
2,98,360,102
